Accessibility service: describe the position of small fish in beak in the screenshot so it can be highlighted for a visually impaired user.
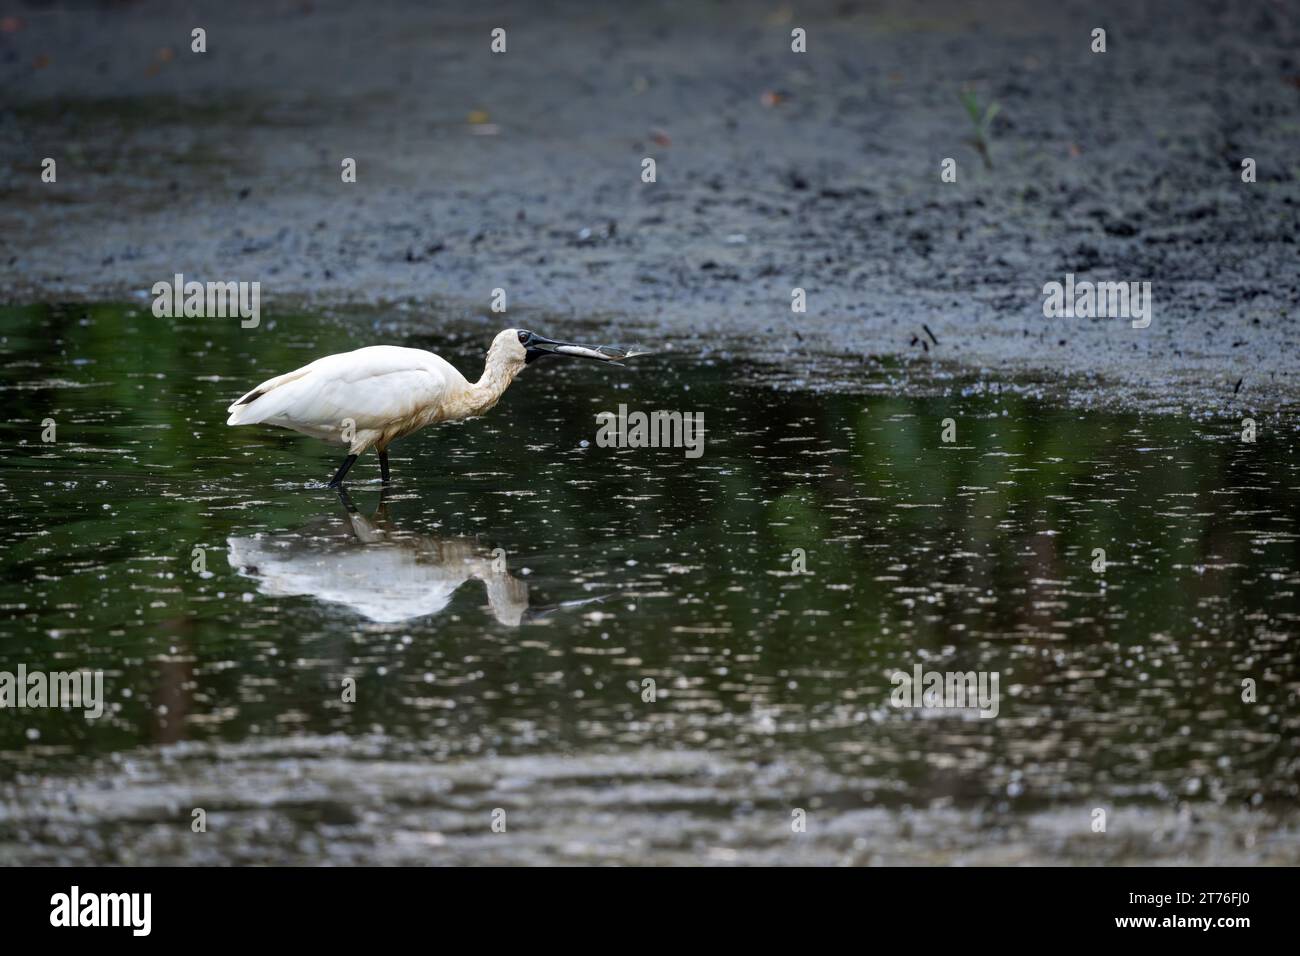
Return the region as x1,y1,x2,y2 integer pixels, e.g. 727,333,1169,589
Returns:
522,332,649,365
551,343,650,364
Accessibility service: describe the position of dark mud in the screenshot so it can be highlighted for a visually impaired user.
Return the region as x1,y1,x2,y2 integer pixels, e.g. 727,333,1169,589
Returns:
2,0,1298,411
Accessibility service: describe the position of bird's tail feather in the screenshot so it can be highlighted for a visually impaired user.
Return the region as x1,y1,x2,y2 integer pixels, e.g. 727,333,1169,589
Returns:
226,365,313,425
226,403,265,426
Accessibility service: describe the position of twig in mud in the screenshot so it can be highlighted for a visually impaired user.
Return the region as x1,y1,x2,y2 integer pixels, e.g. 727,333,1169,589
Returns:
910,326,938,354
1233,377,1243,396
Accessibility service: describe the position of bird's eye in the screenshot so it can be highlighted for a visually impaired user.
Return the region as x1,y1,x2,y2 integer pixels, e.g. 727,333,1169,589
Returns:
517,331,530,345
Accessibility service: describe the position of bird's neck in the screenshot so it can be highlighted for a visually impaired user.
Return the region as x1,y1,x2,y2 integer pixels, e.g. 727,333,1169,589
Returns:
464,359,520,417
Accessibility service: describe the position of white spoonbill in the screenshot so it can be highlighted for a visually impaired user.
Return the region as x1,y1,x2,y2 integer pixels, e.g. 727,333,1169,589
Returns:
227,329,637,486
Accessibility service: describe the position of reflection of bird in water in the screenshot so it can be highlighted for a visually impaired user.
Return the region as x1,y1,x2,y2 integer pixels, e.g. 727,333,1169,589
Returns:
227,487,598,626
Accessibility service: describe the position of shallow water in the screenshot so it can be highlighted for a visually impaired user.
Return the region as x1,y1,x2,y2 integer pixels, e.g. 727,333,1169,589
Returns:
1,302,1297,865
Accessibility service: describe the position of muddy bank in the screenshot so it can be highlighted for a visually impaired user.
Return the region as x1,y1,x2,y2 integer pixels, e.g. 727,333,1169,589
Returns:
1,0,1298,406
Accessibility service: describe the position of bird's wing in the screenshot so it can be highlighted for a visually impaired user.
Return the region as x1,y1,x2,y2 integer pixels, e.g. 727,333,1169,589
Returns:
227,364,314,412
226,346,463,429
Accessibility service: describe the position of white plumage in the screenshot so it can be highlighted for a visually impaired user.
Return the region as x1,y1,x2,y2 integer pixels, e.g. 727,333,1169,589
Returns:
228,345,470,448
226,328,633,486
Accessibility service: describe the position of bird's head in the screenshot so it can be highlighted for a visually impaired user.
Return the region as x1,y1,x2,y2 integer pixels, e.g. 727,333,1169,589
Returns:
483,330,644,387
491,329,644,369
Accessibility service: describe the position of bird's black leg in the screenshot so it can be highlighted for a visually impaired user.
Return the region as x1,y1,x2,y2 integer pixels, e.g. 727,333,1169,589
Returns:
379,449,391,484
327,454,358,488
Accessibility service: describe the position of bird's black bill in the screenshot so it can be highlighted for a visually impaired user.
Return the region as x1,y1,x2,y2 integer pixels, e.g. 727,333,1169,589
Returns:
524,334,643,365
